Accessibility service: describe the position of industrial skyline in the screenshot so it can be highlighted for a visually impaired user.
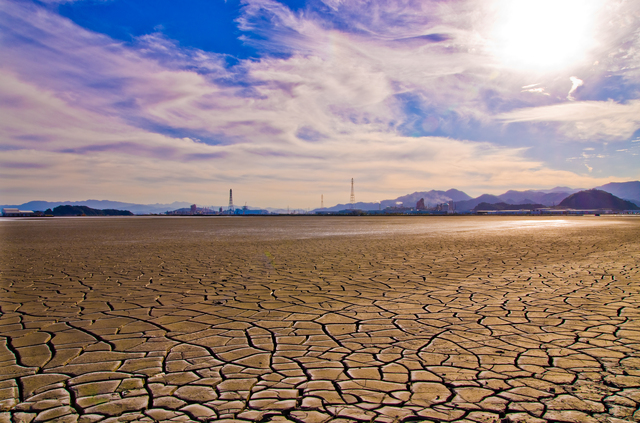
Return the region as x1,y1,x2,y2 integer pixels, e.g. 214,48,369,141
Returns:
3,179,639,216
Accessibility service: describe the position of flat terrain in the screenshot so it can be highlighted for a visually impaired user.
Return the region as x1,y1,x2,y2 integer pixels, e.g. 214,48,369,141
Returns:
0,216,639,423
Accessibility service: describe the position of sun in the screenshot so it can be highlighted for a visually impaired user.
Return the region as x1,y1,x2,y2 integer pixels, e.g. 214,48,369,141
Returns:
490,0,602,72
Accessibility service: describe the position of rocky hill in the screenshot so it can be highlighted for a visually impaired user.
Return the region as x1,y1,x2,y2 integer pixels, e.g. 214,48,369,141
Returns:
558,190,639,210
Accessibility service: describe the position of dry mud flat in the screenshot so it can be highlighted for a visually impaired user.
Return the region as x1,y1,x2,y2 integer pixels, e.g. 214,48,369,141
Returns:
0,216,639,423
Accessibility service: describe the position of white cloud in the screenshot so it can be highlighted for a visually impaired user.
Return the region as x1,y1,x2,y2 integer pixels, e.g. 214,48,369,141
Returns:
2,65,614,205
496,100,640,141
567,76,583,100
522,87,549,96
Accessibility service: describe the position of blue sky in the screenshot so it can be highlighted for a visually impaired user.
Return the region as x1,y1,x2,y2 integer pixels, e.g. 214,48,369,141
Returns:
1,0,639,207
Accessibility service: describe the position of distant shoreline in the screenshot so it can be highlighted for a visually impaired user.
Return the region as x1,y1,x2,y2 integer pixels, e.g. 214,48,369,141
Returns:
2,213,640,219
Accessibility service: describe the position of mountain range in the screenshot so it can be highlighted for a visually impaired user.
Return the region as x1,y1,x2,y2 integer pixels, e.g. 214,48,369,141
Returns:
317,181,639,212
2,181,639,214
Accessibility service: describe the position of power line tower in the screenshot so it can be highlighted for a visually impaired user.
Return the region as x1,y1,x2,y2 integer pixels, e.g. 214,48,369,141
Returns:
321,194,324,209
228,189,234,214
349,178,355,209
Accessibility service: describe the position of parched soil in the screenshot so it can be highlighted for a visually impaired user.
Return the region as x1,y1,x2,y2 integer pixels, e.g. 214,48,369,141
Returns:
1,216,639,422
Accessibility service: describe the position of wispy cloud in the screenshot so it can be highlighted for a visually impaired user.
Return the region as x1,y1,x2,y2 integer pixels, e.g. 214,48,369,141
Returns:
496,100,640,141
522,86,549,96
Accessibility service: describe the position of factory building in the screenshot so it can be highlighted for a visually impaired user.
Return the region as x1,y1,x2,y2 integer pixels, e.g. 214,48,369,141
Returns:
2,208,36,217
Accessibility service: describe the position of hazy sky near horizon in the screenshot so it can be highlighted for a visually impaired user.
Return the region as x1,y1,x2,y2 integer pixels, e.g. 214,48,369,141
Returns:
1,0,640,207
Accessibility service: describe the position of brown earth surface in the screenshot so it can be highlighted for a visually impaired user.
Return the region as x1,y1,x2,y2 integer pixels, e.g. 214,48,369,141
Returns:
0,216,639,423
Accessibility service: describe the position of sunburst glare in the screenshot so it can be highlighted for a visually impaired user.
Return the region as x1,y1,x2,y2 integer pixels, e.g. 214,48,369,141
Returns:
491,0,603,72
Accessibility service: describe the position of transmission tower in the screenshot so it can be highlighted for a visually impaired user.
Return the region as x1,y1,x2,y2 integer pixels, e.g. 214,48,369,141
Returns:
228,189,234,214
321,194,324,209
349,178,355,209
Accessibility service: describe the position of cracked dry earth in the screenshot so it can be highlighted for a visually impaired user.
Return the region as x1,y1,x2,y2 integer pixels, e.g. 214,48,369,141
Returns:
0,216,639,423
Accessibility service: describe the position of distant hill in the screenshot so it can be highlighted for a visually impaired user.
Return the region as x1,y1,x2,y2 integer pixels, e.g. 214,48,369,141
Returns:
595,181,640,206
496,190,572,206
538,186,583,194
316,189,473,212
45,205,134,216
442,189,473,201
558,189,639,210
453,194,502,212
381,189,471,208
473,202,546,212
1,200,192,214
